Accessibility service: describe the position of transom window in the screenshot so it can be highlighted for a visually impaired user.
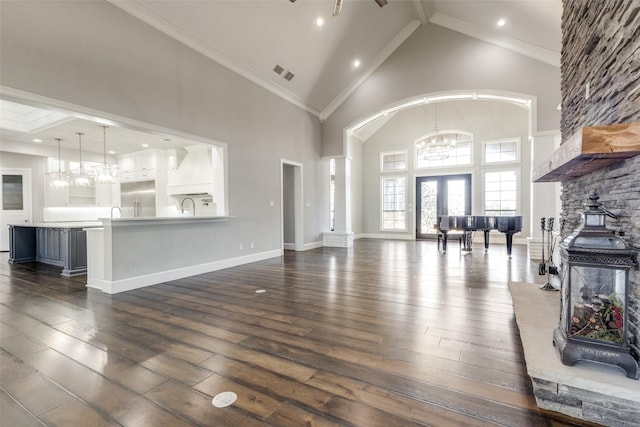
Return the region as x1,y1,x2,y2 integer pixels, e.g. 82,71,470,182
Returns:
415,131,473,169
484,138,520,164
381,151,407,172
381,176,406,231
485,170,518,216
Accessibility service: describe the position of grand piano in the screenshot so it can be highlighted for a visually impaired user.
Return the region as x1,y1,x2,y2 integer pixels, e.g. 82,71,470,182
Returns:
435,215,522,258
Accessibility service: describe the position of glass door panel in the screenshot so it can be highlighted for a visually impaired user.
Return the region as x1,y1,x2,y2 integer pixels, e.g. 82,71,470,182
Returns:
416,174,471,239
418,180,438,235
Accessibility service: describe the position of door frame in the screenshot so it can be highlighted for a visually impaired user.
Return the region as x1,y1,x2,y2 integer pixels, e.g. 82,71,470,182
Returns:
1,168,33,251
415,173,471,239
280,159,304,252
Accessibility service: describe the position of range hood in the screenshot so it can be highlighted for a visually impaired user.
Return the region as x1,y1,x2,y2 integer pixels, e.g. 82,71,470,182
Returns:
166,145,215,195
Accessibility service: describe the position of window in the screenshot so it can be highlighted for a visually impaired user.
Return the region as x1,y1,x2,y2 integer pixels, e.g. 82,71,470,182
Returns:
381,151,407,172
329,159,336,231
484,138,520,164
484,170,518,216
416,142,473,169
381,176,406,231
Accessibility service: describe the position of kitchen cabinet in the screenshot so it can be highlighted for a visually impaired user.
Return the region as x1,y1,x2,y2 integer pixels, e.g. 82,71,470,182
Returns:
9,223,99,276
118,149,165,182
44,158,117,207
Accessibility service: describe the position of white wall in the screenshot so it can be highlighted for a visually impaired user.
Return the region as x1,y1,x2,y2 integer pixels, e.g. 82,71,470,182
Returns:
322,23,561,157
0,1,324,258
359,100,532,237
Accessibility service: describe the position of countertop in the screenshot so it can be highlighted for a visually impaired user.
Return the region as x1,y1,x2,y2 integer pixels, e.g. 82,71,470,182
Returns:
10,222,103,228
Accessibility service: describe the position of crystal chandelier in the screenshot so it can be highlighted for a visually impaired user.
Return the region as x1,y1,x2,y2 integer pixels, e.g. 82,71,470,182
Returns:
47,138,70,188
71,132,93,186
93,125,118,183
417,103,456,161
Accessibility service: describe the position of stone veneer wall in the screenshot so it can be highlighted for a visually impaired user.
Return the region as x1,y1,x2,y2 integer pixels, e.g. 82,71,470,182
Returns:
560,0,640,353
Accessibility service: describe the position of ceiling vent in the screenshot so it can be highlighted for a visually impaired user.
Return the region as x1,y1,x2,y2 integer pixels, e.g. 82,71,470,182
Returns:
284,71,295,81
273,64,284,75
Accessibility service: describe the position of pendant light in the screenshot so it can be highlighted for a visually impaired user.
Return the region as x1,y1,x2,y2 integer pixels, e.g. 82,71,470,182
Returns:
48,138,69,188
94,125,117,183
72,132,93,186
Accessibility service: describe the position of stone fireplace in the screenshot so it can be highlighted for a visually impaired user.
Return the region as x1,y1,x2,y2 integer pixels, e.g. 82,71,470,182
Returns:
514,1,640,425
557,0,640,362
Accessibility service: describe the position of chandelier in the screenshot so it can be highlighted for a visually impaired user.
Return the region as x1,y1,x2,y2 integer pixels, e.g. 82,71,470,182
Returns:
71,132,93,186
93,125,118,183
47,138,70,188
417,103,456,161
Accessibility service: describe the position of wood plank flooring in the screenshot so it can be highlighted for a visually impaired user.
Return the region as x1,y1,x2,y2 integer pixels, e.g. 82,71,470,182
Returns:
0,239,597,426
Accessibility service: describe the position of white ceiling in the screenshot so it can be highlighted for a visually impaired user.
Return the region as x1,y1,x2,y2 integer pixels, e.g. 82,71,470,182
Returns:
0,0,561,157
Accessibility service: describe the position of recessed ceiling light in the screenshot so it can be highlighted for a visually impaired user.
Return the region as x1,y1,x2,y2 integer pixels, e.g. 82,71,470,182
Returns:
33,139,42,143
497,18,506,27
142,144,149,148
316,17,324,27
353,59,361,68
108,150,115,154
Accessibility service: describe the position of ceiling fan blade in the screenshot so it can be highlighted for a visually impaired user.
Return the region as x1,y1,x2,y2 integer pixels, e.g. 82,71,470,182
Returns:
333,0,343,16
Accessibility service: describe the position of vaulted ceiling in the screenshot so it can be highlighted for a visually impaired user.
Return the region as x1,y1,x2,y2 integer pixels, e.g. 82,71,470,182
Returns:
112,0,562,119
1,0,561,156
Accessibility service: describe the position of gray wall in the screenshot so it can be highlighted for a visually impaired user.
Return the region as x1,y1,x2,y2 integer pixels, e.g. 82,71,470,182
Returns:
0,1,324,256
322,23,561,157
359,100,531,237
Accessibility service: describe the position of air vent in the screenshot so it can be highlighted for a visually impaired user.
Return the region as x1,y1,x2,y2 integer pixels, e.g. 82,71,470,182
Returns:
273,64,284,75
283,71,295,81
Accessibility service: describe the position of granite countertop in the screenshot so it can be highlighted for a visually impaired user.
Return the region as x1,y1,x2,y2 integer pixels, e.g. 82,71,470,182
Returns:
11,222,103,228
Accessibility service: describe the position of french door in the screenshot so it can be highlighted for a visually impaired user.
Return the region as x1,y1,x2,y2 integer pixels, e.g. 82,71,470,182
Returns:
416,174,471,239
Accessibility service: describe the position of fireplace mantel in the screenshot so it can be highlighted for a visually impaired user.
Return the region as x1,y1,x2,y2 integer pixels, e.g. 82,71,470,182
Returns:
533,122,640,182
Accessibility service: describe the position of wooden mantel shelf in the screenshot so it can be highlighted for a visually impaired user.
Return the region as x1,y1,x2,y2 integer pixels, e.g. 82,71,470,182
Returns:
533,122,640,182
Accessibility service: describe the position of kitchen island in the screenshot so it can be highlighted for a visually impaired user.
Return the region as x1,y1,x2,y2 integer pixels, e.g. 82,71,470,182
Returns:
8,222,102,276
86,216,279,294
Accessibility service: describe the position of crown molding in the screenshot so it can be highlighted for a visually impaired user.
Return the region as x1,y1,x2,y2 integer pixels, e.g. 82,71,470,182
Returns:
429,12,560,68
320,19,421,122
108,1,320,117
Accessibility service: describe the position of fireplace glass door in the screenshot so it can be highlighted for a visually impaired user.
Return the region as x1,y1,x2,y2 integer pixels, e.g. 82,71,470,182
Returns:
567,264,627,344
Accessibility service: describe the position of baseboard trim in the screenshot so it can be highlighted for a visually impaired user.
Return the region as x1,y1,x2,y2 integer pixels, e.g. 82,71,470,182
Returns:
88,249,282,294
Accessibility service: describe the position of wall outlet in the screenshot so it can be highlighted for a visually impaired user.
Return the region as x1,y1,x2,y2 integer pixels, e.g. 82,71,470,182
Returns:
239,243,243,251
250,242,254,249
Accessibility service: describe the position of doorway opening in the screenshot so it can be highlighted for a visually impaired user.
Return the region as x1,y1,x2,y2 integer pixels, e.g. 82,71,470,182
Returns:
416,174,471,239
281,160,303,252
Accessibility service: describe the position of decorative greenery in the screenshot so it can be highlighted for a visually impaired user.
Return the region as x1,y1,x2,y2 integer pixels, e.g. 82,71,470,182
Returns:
570,292,624,343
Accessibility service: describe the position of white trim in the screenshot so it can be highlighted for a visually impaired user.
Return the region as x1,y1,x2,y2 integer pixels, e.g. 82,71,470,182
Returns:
429,12,560,68
320,20,422,121
87,249,282,294
109,1,320,117
380,150,408,173
482,137,521,165
415,138,475,170
280,159,304,252
357,233,414,241
1,86,231,217
483,167,521,216
380,175,407,232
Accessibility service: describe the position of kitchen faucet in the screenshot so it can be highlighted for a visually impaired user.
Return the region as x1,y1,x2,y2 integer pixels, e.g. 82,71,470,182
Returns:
110,205,122,219
181,197,196,216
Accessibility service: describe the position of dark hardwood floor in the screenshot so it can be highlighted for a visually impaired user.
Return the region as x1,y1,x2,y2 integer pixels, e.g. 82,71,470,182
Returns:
1,239,595,426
